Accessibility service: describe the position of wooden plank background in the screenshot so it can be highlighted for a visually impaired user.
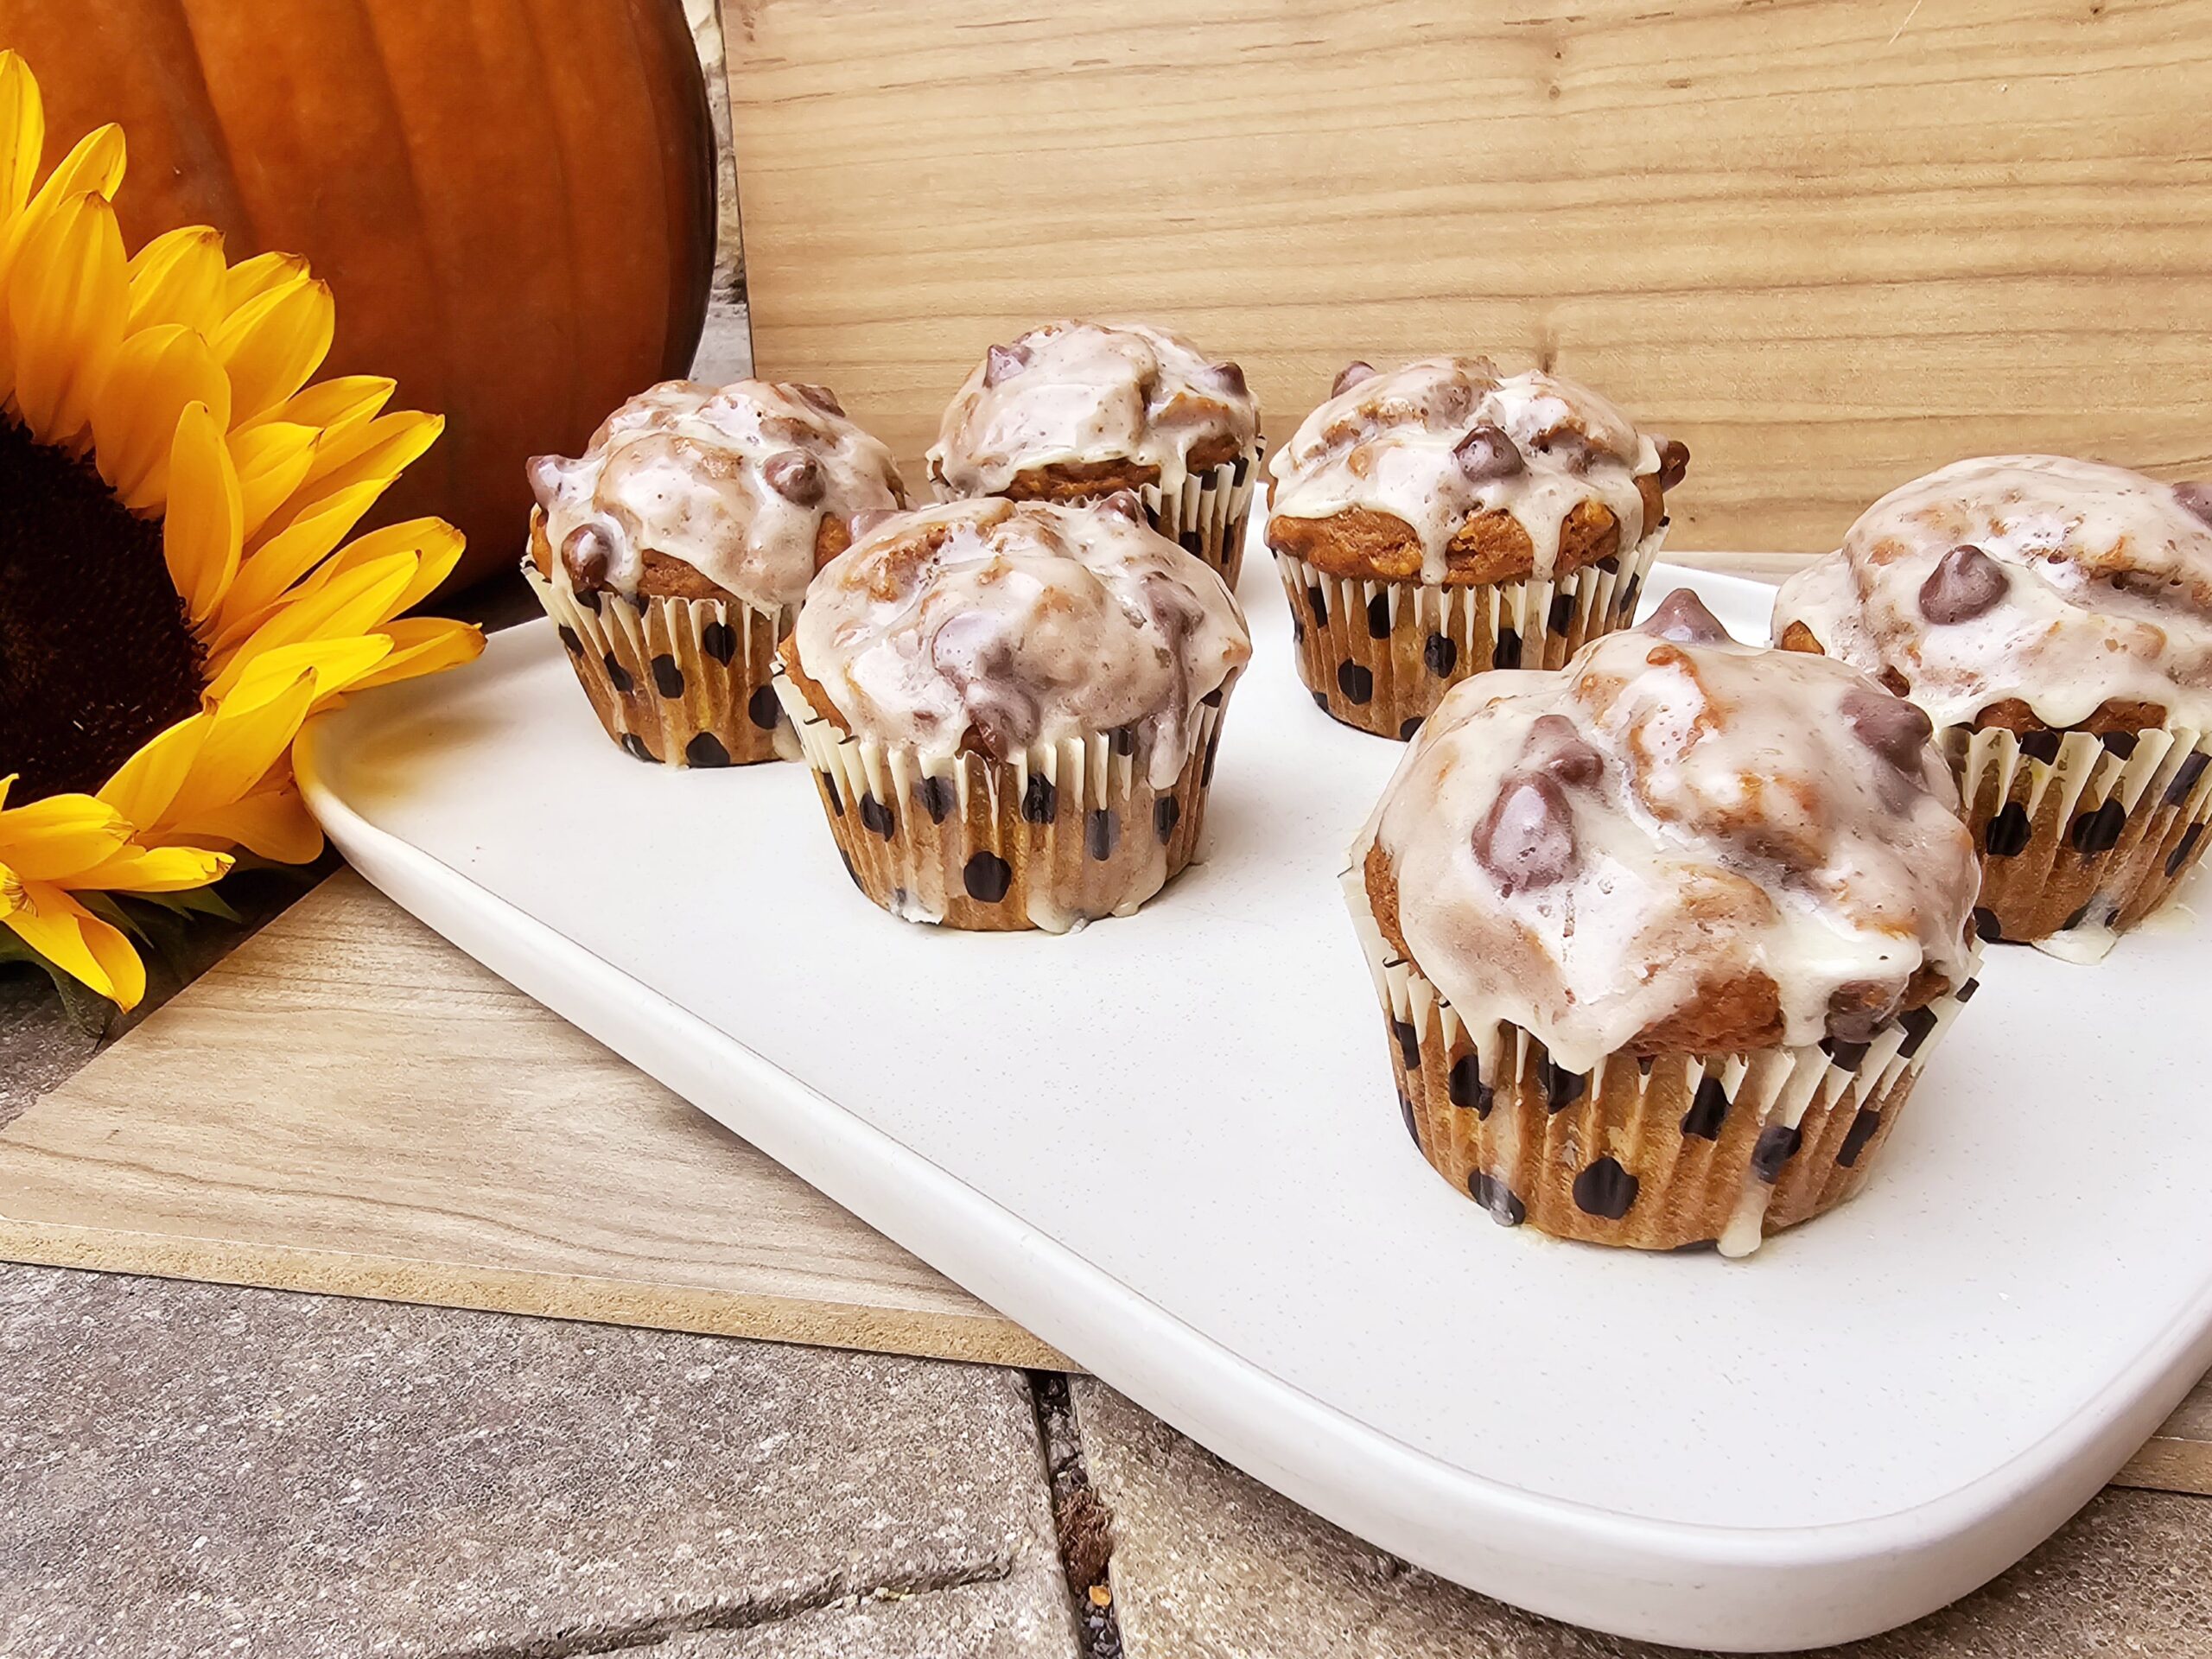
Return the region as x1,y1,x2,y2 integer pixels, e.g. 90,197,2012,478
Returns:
724,0,2212,552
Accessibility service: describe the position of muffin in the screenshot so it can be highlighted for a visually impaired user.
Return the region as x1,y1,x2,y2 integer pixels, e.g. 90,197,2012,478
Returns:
1775,455,2212,957
928,320,1263,587
775,495,1251,931
1347,589,1981,1255
525,378,906,766
1268,357,1688,740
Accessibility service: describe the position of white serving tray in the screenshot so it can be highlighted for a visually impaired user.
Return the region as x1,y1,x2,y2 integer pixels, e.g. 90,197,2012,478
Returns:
297,554,2212,1651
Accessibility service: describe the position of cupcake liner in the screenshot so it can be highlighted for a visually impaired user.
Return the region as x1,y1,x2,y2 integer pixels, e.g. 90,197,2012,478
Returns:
524,562,800,767
1344,866,1980,1255
773,668,1233,931
1949,721,2212,959
1275,525,1662,741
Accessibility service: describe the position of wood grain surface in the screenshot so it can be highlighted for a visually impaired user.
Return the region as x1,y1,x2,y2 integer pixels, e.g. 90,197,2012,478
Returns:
723,0,2212,553
0,870,1066,1370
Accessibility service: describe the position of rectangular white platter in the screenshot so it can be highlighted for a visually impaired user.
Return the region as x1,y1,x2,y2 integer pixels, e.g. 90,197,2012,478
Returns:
296,553,2212,1652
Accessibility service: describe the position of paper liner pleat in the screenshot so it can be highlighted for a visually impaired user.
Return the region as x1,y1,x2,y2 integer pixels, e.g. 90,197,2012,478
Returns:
1343,866,1980,1255
524,562,799,766
1949,721,2212,957
774,671,1231,932
1274,527,1662,741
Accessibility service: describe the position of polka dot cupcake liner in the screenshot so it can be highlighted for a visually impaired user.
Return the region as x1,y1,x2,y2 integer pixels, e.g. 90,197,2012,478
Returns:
1274,529,1661,741
524,561,801,768
772,669,1234,932
1950,721,2212,960
1343,867,1982,1256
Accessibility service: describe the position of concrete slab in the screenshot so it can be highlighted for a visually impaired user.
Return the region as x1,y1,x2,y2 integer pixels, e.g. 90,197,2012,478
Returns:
646,1574,1077,1656
0,1266,1078,1659
1071,1379,2212,1659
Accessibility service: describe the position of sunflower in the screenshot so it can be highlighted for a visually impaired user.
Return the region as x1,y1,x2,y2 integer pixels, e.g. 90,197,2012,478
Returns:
0,51,482,1010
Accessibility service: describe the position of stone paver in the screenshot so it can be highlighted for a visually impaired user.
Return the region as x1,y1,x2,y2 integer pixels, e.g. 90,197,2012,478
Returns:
0,1266,1078,1659
646,1575,1075,1657
1072,1379,2212,1659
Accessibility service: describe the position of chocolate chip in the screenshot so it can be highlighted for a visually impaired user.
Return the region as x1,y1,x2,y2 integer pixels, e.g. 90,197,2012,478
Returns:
651,654,684,698
747,685,783,731
1392,1020,1420,1070
1918,543,2008,625
603,653,634,695
2168,820,2204,878
762,448,825,506
1472,773,1577,895
2071,798,2126,855
1547,591,1576,635
1751,1124,1802,1182
1897,1005,1940,1058
1399,717,1423,740
1366,591,1392,639
1154,795,1180,842
2174,482,2212,527
558,624,584,657
1423,632,1458,677
1681,1076,1729,1140
619,732,655,763
1087,807,1121,860
1641,588,1730,644
1838,1108,1882,1167
983,342,1031,388
2018,728,2062,765
859,793,896,838
684,732,731,767
1529,712,1603,785
1332,360,1376,397
1337,661,1375,703
1492,626,1522,668
1448,1053,1491,1116
1652,433,1691,492
1306,584,1328,625
1984,802,2031,856
1572,1156,1639,1219
1453,422,1524,484
701,620,738,664
963,851,1013,902
1207,360,1248,397
917,774,956,823
562,524,613,592
2167,752,2209,805
1541,1057,1586,1113
849,508,899,540
526,454,568,512
1842,687,1933,769
1972,906,2004,944
1467,1170,1526,1226
1095,489,1144,523
790,382,844,416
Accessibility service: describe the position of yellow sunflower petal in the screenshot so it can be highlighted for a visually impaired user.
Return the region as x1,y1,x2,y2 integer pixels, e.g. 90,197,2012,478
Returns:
0,51,44,228
126,224,227,333
22,122,125,217
5,881,144,1008
345,616,486,694
213,477,386,639
0,792,130,880
163,398,244,620
87,321,229,509
239,372,393,442
249,516,465,632
97,711,211,831
226,634,394,720
8,188,127,445
211,271,333,423
166,784,322,865
73,842,231,894
159,661,321,824
224,250,308,312
0,863,22,917
229,419,321,540
295,408,443,499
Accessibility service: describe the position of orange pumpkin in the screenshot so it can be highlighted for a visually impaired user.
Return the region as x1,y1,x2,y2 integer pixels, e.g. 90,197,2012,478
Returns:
0,0,717,593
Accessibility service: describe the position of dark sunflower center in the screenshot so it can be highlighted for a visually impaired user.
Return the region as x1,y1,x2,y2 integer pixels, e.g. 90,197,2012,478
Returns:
0,417,207,802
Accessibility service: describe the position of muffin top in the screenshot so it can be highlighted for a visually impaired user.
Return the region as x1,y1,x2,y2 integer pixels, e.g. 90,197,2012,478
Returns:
1355,590,1979,1076
1268,357,1684,587
787,496,1252,787
527,379,906,611
928,320,1261,500
1773,455,2212,733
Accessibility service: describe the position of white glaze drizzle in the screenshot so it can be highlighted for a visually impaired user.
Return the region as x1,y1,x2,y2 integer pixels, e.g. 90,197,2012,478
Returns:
1773,454,2212,731
928,320,1261,504
529,379,906,612
1268,358,1662,584
1353,620,1980,1077
792,498,1251,790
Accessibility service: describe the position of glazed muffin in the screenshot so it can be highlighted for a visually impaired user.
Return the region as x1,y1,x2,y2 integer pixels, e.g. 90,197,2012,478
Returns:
1348,589,1981,1255
1268,357,1688,740
525,379,906,766
1775,455,2212,957
775,495,1252,931
928,320,1263,587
